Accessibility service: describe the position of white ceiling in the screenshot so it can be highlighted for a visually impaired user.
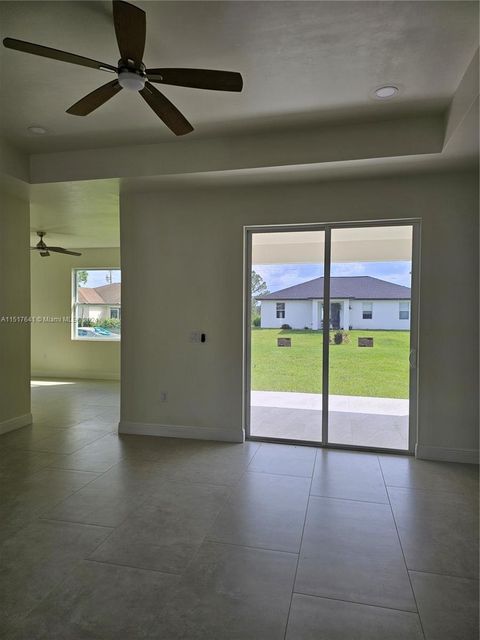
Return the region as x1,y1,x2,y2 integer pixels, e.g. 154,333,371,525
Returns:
2,1,477,249
1,0,478,152
29,179,119,248
252,226,413,264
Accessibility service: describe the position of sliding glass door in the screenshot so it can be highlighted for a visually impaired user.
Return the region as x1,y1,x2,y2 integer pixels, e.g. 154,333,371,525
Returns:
327,225,415,450
249,230,325,442
245,221,418,453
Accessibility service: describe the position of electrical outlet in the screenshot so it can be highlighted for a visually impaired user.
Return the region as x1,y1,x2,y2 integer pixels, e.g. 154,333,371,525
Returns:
159,391,167,402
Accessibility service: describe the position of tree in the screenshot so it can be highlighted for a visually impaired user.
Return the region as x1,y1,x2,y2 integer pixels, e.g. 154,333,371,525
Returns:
251,271,269,320
77,270,88,287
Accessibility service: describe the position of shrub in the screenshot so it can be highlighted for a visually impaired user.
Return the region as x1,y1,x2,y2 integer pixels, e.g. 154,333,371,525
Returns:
252,315,261,327
281,324,292,330
97,318,121,330
331,330,350,345
78,317,94,327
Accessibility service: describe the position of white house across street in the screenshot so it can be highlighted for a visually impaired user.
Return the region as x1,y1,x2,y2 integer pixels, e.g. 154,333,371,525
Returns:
257,276,411,330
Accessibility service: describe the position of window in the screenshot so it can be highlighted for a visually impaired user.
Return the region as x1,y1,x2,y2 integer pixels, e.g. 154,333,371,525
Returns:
362,302,373,319
276,302,285,319
72,269,121,340
399,301,410,320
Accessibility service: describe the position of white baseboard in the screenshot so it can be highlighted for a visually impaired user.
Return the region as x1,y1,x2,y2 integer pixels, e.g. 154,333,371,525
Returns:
31,370,120,381
118,420,245,443
415,444,479,465
0,413,33,435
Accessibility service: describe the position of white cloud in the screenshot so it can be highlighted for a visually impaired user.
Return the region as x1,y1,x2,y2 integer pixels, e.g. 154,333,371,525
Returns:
331,263,366,276
254,264,323,293
253,261,412,292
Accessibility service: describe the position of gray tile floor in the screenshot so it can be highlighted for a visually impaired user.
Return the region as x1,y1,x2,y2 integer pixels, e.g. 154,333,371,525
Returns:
0,379,478,639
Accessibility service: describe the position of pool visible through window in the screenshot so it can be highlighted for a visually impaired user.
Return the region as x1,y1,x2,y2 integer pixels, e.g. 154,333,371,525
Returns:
72,269,121,340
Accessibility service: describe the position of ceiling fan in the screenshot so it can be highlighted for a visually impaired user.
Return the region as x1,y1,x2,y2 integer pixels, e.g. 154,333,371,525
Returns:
3,0,243,136
31,232,82,258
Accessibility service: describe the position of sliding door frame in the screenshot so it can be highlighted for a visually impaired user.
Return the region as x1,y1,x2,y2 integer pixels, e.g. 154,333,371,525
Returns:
243,218,421,455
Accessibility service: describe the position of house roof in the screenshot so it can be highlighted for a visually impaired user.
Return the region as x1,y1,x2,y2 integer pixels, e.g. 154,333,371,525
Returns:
78,283,121,305
256,276,410,301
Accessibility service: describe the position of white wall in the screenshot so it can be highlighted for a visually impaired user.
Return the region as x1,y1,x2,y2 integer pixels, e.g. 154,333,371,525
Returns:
120,171,478,461
31,248,121,380
0,189,31,433
350,300,410,330
260,300,312,329
261,298,410,330
77,304,118,322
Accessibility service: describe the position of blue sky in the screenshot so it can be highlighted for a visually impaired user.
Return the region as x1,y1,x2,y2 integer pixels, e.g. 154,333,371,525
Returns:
253,262,412,293
79,264,411,292
78,269,121,288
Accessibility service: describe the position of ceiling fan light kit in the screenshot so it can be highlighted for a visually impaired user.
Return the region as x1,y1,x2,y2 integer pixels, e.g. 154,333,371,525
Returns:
3,0,244,136
118,67,146,91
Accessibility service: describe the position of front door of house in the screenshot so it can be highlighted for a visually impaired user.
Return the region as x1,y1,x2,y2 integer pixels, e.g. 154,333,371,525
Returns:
330,303,341,329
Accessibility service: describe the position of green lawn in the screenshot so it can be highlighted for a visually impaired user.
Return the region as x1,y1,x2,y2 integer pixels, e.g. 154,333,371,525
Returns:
251,329,410,399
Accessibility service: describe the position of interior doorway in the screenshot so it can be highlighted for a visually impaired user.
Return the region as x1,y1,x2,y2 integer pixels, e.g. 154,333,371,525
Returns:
245,221,419,453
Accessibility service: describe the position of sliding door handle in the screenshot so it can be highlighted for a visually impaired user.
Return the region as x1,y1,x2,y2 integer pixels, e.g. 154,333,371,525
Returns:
409,349,417,369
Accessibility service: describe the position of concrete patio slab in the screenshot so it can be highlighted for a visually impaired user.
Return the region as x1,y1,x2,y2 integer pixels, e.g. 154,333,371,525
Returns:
250,391,409,449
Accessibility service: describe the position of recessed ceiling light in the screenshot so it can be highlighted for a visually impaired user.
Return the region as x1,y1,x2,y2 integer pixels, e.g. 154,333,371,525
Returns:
374,85,399,100
27,126,48,135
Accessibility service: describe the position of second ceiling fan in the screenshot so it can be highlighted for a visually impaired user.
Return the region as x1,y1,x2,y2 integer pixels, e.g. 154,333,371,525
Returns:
3,0,243,136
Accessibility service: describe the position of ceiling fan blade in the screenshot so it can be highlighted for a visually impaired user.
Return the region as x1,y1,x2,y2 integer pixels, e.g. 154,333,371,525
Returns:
2,38,117,72
113,1,146,65
47,247,83,256
66,81,122,116
147,68,243,92
139,82,193,136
